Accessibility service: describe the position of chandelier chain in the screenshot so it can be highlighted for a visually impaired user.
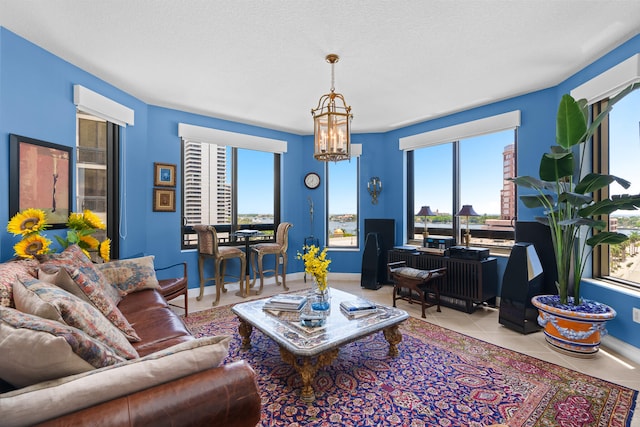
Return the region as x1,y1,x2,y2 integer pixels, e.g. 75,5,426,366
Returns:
330,61,335,92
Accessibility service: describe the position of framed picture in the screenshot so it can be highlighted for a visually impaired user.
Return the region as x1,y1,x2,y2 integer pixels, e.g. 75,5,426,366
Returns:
9,134,72,228
154,162,176,187
153,188,176,212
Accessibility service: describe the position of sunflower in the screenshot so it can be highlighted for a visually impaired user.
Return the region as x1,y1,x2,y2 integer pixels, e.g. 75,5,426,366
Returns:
66,212,87,230
7,208,49,236
14,234,52,258
99,238,111,262
78,234,100,250
82,210,106,230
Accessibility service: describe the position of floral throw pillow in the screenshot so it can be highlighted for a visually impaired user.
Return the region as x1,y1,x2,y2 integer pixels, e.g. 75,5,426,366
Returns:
38,245,140,342
96,256,160,295
13,278,139,360
0,259,39,308
0,306,125,388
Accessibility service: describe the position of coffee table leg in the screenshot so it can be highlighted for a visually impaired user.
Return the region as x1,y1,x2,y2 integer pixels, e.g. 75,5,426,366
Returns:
279,347,339,402
238,318,253,350
383,325,403,357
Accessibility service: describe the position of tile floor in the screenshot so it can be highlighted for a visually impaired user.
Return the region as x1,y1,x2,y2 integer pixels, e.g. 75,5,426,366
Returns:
168,275,640,425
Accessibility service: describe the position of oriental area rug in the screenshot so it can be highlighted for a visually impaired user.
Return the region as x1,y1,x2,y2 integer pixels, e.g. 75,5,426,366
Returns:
182,305,638,427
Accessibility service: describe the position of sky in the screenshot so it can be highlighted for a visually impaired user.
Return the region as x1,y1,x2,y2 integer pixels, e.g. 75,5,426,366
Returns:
414,130,514,216
610,89,640,204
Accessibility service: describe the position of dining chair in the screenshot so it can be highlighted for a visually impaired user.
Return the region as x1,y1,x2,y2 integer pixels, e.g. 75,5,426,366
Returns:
193,224,246,306
250,222,293,294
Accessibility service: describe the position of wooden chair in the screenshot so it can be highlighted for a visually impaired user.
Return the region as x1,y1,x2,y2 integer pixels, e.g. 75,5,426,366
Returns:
250,222,293,294
194,224,246,306
388,261,446,318
155,262,189,317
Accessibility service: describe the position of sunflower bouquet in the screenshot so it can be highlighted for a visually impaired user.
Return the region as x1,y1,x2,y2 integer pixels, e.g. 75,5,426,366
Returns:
7,208,111,261
297,245,331,291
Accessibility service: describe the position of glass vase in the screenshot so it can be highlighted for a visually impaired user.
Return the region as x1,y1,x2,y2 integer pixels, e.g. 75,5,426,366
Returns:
311,279,330,311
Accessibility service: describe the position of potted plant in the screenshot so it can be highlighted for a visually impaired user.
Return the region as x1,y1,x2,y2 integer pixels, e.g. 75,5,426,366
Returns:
510,82,640,355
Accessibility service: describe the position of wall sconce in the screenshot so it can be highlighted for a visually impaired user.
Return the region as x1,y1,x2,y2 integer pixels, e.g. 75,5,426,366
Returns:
367,177,382,205
416,206,436,238
456,204,480,247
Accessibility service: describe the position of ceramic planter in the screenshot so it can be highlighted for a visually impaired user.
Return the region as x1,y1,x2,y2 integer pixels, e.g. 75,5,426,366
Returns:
531,295,616,357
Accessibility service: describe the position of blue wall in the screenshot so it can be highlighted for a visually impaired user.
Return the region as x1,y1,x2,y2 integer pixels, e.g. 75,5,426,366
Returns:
1,27,639,349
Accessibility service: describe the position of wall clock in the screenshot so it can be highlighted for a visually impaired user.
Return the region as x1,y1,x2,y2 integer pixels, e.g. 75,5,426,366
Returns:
304,172,321,190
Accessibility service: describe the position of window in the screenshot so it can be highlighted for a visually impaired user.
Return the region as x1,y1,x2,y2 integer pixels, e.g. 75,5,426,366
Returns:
460,131,516,248
413,143,453,239
327,158,359,248
76,113,120,258
181,140,280,249
594,89,640,288
409,131,516,250
402,112,519,250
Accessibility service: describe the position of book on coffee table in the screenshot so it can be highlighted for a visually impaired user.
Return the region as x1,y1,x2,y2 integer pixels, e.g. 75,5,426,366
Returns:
263,294,308,312
339,298,377,312
340,306,378,319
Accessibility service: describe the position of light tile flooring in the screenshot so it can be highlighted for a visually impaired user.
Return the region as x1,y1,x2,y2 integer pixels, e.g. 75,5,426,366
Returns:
169,275,640,425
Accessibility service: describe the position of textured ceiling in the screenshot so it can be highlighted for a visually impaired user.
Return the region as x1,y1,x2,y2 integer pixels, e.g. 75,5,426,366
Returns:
1,0,639,134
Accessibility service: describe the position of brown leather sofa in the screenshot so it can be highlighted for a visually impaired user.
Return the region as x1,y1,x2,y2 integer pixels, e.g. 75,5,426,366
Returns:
3,285,261,427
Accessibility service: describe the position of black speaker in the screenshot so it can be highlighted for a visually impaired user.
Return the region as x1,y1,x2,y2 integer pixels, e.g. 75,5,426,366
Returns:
515,221,558,295
364,219,395,285
361,233,381,290
499,242,544,334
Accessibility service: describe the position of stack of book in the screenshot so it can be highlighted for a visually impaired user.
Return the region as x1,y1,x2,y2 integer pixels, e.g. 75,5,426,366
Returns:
340,298,378,318
263,294,308,312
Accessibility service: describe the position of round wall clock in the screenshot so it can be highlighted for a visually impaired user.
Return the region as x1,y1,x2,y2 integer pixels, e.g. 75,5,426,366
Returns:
304,172,321,190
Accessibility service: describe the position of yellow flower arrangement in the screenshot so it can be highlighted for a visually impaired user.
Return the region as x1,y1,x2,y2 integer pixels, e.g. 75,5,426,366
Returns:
297,245,331,291
56,210,111,262
7,208,110,261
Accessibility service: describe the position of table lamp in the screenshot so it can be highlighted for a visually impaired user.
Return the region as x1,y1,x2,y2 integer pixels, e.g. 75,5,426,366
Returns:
416,206,435,238
456,204,479,247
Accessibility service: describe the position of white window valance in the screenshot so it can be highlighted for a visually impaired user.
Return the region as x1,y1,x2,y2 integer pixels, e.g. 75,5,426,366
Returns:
178,123,287,153
398,110,521,151
73,85,135,127
571,54,640,104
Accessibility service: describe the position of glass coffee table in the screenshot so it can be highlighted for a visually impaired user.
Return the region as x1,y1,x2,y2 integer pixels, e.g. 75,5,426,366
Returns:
232,288,409,402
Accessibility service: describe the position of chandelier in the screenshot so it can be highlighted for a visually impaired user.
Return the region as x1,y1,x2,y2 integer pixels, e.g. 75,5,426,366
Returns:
311,54,353,162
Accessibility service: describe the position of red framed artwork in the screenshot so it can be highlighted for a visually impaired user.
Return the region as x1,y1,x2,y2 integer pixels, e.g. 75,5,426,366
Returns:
9,134,72,228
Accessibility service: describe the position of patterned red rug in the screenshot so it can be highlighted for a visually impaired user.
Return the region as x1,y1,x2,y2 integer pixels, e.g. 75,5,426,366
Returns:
183,305,637,426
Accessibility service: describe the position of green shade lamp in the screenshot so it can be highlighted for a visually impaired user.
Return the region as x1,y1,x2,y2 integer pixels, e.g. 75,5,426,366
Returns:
456,204,479,247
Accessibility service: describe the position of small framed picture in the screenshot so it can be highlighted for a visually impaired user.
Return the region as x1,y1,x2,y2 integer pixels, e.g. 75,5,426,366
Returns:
153,188,176,212
154,162,176,187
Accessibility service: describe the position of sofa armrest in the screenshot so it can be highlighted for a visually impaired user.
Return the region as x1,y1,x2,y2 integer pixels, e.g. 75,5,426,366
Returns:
35,361,261,427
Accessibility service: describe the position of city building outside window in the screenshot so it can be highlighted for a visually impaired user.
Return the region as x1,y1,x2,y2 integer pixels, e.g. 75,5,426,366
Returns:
182,139,279,249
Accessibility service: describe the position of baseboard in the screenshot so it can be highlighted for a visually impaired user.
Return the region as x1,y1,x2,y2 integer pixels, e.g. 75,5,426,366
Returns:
187,272,362,299
601,335,640,365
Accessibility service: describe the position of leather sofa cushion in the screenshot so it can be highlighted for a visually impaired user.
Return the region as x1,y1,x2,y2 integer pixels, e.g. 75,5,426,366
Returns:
118,289,194,357
1,336,231,427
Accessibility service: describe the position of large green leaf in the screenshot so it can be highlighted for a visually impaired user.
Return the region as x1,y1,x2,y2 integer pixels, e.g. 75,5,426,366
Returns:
574,173,630,194
586,232,629,247
558,191,591,206
578,194,640,217
556,94,587,149
557,217,606,229
520,194,554,209
539,151,573,182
